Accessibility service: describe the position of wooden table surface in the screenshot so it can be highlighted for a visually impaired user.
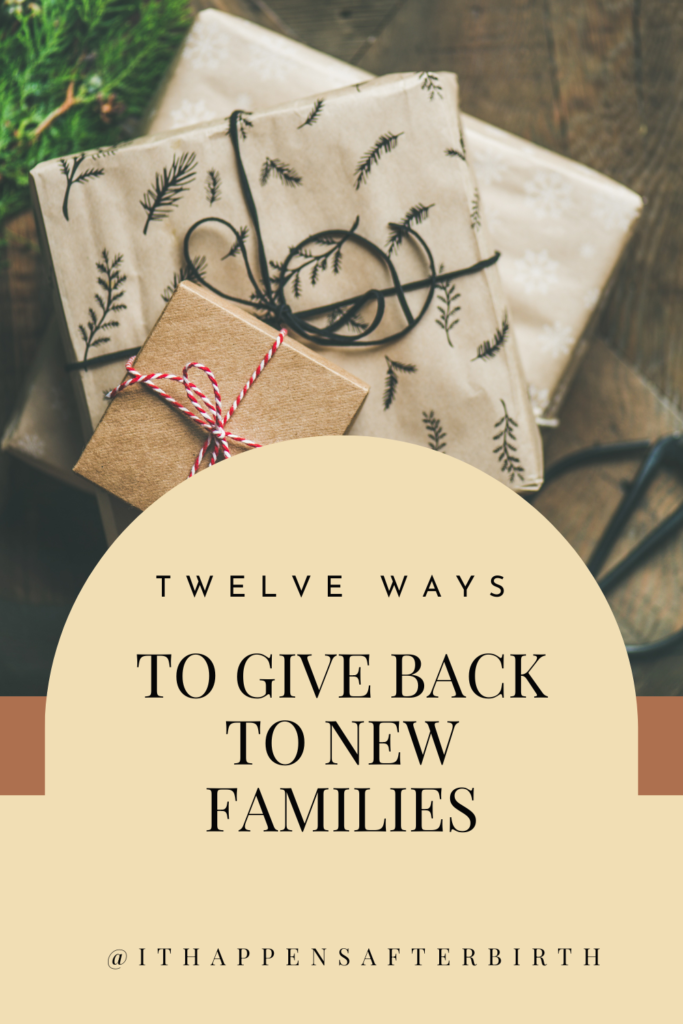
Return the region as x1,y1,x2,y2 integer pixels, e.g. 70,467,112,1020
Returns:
1,0,682,694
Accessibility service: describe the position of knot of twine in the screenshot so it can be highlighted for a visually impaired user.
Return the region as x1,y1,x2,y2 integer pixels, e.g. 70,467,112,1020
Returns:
106,328,286,477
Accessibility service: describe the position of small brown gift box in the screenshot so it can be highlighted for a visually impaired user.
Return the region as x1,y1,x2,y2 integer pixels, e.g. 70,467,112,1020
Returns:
74,281,368,510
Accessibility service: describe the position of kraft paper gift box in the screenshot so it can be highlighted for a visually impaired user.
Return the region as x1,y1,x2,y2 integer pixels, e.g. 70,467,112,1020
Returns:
14,7,641,504
74,282,369,509
31,71,543,492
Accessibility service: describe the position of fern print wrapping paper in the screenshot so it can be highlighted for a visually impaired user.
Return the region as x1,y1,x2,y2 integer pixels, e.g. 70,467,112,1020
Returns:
145,9,642,426
30,71,543,491
12,8,642,502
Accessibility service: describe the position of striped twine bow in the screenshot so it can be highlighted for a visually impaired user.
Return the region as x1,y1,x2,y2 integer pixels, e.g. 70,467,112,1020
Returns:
106,328,287,477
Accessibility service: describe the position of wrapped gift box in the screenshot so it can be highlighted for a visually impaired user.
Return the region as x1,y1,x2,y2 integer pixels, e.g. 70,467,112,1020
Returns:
13,8,640,507
74,282,369,509
31,70,543,491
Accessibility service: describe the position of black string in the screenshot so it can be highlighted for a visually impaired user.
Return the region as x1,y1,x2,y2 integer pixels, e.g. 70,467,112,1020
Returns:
71,107,500,371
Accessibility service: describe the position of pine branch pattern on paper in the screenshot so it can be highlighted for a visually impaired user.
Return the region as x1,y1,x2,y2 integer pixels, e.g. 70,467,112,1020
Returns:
386,203,434,257
325,305,368,334
232,111,253,140
435,264,461,347
473,312,510,362
59,154,105,221
383,357,417,410
161,255,208,302
445,127,467,161
354,132,403,189
470,188,481,231
78,250,126,367
298,99,324,128
222,226,249,261
493,399,525,484
419,72,443,100
140,151,198,234
422,410,447,452
205,169,221,205
270,232,350,300
260,157,303,187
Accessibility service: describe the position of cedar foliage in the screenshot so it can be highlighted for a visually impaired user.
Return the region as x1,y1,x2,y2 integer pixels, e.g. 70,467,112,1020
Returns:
0,0,192,222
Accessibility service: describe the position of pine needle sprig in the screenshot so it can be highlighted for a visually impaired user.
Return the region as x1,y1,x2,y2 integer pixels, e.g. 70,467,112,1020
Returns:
78,249,126,366
59,153,105,220
472,312,510,362
161,254,207,302
445,142,466,161
435,263,461,347
470,188,481,231
419,72,443,100
205,168,221,205
260,157,302,187
386,202,434,257
0,0,193,222
140,150,197,233
269,226,355,298
354,132,403,189
422,410,447,452
325,305,368,334
297,98,324,129
383,356,417,410
493,399,525,483
222,226,249,261
231,111,253,140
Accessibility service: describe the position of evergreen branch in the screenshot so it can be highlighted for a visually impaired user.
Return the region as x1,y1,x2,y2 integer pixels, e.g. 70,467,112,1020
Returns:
140,150,197,234
161,254,207,302
386,202,434,257
78,250,127,366
493,399,525,483
0,0,192,223
419,72,443,100
383,356,417,411
32,79,79,138
260,157,302,187
434,263,461,347
221,226,249,261
354,132,403,189
297,98,324,128
470,188,481,231
422,410,447,452
205,168,221,205
472,312,509,362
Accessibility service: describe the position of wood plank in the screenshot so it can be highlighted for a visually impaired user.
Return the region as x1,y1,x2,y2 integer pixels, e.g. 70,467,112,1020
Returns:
353,0,562,150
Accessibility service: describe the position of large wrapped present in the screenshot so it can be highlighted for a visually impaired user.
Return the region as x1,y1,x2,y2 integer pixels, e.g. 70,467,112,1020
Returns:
12,8,641,502
149,10,641,425
31,71,543,491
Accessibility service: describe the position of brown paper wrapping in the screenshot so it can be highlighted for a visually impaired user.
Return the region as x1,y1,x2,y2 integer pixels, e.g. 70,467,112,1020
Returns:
151,10,642,425
31,71,543,491
74,282,369,509
13,9,642,503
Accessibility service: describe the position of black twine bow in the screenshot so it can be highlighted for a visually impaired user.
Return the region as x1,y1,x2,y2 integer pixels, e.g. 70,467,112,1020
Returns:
68,108,501,372
183,110,500,348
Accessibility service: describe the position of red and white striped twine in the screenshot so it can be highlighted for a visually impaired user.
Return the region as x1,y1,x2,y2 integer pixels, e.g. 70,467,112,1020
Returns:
106,328,287,477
